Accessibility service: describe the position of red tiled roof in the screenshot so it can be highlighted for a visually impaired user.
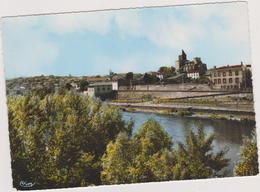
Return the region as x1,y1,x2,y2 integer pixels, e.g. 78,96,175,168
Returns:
211,64,250,70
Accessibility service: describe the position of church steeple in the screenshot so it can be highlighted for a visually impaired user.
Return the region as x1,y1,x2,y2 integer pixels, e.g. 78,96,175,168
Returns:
175,50,188,72
179,49,187,63
181,49,187,60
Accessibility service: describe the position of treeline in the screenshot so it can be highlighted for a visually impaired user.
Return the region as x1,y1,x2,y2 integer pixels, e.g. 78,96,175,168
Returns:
7,92,258,190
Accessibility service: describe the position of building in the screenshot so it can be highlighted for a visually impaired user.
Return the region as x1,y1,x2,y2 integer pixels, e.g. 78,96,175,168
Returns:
175,50,207,79
85,81,118,99
208,63,251,90
187,70,200,79
70,82,80,90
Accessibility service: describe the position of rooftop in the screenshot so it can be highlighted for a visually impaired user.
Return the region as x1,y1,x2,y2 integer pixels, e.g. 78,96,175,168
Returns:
210,64,251,70
89,81,116,86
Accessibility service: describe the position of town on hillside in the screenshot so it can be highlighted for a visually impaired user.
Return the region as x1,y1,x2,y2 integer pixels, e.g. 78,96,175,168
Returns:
6,50,252,98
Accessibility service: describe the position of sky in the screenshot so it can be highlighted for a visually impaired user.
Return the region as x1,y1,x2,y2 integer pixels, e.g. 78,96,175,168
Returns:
2,2,251,79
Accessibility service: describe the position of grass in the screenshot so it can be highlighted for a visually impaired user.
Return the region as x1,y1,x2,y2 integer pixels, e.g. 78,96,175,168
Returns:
154,98,217,106
177,110,193,116
126,108,137,112
209,113,227,120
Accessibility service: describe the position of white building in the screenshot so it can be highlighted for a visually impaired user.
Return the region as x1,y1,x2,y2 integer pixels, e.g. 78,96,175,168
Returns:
187,71,200,79
84,87,95,97
85,81,118,98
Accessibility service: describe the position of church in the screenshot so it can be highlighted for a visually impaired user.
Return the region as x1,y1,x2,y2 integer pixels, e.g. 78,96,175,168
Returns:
175,50,207,79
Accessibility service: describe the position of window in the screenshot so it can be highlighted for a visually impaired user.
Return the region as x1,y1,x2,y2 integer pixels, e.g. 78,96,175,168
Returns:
235,71,239,76
223,72,226,77
218,79,221,84
223,79,226,84
235,78,239,84
107,87,111,91
97,87,100,92
214,79,217,84
229,78,233,83
102,87,105,91
218,72,221,77
214,72,217,77
229,70,232,76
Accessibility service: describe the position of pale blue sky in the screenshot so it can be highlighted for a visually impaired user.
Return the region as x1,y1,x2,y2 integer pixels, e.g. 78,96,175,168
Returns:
2,2,251,79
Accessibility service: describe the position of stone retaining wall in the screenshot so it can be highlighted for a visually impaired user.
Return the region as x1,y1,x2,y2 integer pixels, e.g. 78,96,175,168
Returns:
119,83,212,91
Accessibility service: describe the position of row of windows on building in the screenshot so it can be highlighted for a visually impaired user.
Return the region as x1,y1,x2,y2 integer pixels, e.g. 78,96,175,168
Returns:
220,85,239,89
96,86,111,92
213,77,240,84
213,70,239,77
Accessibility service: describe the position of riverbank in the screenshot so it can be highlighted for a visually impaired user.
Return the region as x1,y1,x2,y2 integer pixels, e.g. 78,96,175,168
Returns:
108,102,255,122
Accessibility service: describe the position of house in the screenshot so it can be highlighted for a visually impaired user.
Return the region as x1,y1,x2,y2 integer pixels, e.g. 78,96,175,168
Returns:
208,63,251,90
85,81,118,100
70,82,80,90
187,70,200,79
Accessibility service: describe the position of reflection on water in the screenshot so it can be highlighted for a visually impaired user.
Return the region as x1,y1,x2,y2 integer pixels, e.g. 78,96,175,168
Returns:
122,111,255,176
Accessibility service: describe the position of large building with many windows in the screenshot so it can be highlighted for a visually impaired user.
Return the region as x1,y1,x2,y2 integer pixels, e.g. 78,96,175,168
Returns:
208,63,251,90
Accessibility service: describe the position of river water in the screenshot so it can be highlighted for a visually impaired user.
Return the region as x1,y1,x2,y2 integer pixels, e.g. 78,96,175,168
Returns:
122,111,255,176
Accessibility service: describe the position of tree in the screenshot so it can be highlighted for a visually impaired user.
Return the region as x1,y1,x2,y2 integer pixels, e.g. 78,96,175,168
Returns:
101,133,136,184
8,93,133,189
134,119,173,157
101,120,230,185
79,80,89,92
65,82,72,90
158,66,175,75
235,133,259,176
172,125,229,180
132,119,173,182
125,72,134,87
143,73,159,84
147,150,176,181
101,119,174,184
242,69,253,89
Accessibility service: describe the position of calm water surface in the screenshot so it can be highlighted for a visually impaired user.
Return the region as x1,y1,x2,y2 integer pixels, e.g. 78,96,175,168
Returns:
122,111,255,176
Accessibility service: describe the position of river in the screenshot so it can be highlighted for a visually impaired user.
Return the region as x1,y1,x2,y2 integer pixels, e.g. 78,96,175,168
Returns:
122,111,255,176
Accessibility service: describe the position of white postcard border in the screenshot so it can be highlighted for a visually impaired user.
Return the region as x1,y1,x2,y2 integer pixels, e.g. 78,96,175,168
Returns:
1,0,260,192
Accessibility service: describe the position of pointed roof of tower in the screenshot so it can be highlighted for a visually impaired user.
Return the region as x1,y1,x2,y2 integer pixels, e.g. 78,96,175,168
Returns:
181,49,186,56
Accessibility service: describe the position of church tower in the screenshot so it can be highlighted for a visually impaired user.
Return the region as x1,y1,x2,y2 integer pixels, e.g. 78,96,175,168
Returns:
175,50,187,72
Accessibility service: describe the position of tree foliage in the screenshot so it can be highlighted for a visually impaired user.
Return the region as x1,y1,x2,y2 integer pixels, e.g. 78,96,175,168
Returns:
8,93,132,189
241,69,253,89
158,66,175,75
173,125,229,180
8,91,232,189
125,72,134,87
143,73,160,84
101,120,229,184
79,80,89,92
101,119,175,184
235,133,259,176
